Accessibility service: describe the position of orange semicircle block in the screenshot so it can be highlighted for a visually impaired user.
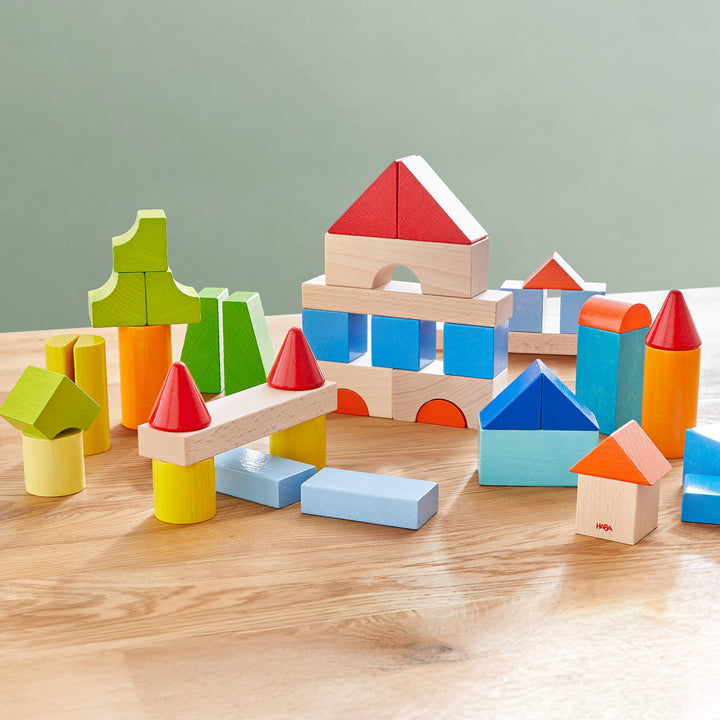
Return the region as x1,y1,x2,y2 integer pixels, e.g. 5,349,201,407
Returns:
416,399,467,428
335,389,369,416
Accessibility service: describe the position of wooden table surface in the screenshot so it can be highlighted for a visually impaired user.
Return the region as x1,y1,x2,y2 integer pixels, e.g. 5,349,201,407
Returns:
2,289,720,719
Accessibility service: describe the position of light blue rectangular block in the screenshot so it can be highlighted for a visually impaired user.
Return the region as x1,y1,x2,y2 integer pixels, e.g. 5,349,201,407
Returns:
478,428,599,486
681,474,720,524
215,447,317,508
443,321,508,379
300,467,438,529
371,315,435,371
683,425,720,483
302,308,367,363
501,280,545,333
559,285,606,334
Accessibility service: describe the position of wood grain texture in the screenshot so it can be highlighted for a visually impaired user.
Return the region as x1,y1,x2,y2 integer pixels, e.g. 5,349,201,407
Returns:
508,330,578,356
1,290,720,719
318,356,393,419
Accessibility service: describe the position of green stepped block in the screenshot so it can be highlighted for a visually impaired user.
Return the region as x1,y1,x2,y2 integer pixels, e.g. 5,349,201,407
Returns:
88,272,147,327
112,209,168,273
145,270,201,326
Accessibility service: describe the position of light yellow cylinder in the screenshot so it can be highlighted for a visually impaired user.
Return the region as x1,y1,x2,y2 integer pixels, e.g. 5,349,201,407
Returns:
22,429,85,497
152,458,216,524
269,414,326,470
74,335,111,455
45,334,79,380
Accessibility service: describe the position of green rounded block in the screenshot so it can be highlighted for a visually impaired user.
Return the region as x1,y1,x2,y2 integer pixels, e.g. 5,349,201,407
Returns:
0,366,100,440
88,272,147,327
112,210,168,273
145,270,201,325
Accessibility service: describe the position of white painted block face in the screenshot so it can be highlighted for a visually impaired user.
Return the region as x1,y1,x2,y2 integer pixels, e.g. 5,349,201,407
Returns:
575,474,660,545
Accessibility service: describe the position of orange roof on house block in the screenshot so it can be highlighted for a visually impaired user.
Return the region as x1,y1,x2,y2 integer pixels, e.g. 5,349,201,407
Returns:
522,252,584,291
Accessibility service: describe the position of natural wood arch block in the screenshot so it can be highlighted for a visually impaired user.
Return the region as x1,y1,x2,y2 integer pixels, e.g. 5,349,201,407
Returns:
318,357,392,419
324,233,488,298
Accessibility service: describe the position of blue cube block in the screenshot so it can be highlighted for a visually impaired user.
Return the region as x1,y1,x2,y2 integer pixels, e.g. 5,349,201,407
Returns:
681,474,720,524
559,284,606,334
501,280,545,333
443,321,508,379
371,315,435,371
215,447,317,508
302,308,367,363
683,425,720,483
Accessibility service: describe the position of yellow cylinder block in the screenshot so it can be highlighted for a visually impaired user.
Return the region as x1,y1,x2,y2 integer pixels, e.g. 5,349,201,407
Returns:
22,428,85,497
152,457,216,524
74,335,111,455
44,334,79,380
269,414,326,470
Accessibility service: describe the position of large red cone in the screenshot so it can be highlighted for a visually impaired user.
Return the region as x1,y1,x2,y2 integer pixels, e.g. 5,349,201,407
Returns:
149,362,211,432
267,328,325,391
645,290,701,351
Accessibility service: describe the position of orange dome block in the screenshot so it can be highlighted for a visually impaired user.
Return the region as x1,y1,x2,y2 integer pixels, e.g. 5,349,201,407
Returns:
578,296,652,334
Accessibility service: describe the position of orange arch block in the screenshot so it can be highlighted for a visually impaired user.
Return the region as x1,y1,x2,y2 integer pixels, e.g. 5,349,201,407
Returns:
416,399,467,428
335,388,369,416
578,296,652,334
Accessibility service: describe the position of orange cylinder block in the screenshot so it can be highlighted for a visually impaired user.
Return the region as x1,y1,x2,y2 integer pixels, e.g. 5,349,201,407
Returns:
641,346,700,458
118,325,173,429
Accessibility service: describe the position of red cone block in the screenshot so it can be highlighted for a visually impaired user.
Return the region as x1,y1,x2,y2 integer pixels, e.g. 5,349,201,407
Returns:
149,362,212,432
645,290,701,351
267,328,325,391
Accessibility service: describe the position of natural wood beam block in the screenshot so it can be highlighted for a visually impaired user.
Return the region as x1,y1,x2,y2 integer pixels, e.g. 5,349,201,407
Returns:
508,331,578,356
318,356,393,419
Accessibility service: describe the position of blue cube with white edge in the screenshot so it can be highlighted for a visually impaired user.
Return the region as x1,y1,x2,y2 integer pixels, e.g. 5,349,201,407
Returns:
681,474,720,524
301,467,438,529
215,446,317,508
443,321,508,379
371,315,435,371
302,308,367,363
500,280,545,333
559,284,606,334
683,424,720,483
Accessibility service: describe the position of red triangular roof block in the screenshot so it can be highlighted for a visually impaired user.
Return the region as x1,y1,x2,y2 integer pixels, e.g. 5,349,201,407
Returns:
522,252,584,290
570,420,671,485
149,362,211,432
645,290,701,350
397,155,487,245
267,327,325,391
328,161,398,238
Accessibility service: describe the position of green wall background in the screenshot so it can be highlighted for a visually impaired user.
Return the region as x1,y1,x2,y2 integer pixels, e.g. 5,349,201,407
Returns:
2,1,719,332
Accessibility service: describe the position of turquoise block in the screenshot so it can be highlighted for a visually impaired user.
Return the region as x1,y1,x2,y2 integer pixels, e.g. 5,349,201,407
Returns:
371,315,435,371
501,280,545,332
215,447,317,508
301,467,438,529
681,474,720,524
302,308,367,363
478,428,599,486
683,425,720,483
559,288,605,334
443,321,508,379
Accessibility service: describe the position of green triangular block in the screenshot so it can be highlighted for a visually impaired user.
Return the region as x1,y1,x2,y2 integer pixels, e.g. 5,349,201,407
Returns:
88,272,147,327
112,210,168,273
145,270,201,325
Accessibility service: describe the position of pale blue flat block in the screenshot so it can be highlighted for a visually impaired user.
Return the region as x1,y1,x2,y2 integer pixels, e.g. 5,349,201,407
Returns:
215,447,317,508
443,321,508,379
683,425,720,483
559,286,606,334
681,474,720,524
302,308,367,363
478,428,599,486
371,315,436,371
501,280,545,333
301,467,438,529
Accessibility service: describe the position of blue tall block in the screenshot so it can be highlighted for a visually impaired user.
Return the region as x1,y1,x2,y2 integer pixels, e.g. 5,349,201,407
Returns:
302,308,367,363
500,280,545,332
443,321,508,379
559,285,606,334
681,474,720,524
683,425,720,483
371,315,435,371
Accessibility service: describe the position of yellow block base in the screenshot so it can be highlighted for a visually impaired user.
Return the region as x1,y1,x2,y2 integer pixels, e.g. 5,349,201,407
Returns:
22,429,85,497
153,457,216,524
269,415,326,470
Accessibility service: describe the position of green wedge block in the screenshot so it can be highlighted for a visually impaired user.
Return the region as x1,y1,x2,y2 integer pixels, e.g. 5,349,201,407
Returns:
145,270,201,326
222,291,274,395
0,366,100,439
112,209,168,273
88,272,147,327
180,287,229,393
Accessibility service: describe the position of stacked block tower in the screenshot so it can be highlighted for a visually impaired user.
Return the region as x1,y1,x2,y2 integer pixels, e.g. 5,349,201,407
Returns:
301,155,512,428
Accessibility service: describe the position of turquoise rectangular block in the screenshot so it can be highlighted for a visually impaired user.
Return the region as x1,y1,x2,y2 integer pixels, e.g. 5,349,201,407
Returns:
501,280,546,332
215,447,317,508
478,428,599,486
443,321,508,379
683,425,720,483
302,308,367,363
559,287,605,334
681,474,720,524
371,315,435,371
301,467,438,529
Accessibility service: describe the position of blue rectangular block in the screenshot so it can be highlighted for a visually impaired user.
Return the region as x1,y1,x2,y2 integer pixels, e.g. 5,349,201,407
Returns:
559,285,606,334
302,308,367,363
683,425,720,483
371,315,435,371
215,447,317,508
501,280,545,333
443,321,508,379
681,474,720,524
300,467,438,529
478,428,599,486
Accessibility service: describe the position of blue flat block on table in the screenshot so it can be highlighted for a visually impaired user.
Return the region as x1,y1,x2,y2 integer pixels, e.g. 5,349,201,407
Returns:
478,428,599,486
443,321,508,379
559,287,606,334
302,308,367,363
215,447,317,508
371,315,435,371
683,425,720,483
300,467,438,529
681,474,720,524
479,360,543,430
500,280,545,333
540,372,598,431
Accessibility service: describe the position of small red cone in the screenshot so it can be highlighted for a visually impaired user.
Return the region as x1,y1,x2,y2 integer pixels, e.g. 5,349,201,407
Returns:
267,328,325,391
645,290,701,351
149,362,212,431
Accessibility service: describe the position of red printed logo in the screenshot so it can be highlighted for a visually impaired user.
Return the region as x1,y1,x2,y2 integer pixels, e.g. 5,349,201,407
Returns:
596,523,613,532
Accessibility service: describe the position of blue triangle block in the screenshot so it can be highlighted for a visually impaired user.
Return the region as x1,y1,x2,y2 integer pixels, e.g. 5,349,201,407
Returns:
479,360,543,429
541,372,598,431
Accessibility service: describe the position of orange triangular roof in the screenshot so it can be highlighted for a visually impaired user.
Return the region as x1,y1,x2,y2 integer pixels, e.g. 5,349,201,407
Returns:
523,252,584,290
570,420,671,485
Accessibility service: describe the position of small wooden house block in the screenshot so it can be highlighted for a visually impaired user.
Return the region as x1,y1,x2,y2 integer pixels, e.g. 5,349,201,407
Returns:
572,420,671,545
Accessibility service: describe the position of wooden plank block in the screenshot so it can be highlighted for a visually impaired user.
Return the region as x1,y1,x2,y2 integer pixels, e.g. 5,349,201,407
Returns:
138,380,337,466
152,457,216,524
269,415,327,470
73,335,111,455
683,425,720,483
681,474,720,524
21,428,85,497
302,275,511,327
145,270,201,326
88,271,147,328
392,360,506,430
318,356,393,419
111,209,168,273
45,334,79,380
300,467,439,530
324,233,488,298
216,447,317,508
508,330,578,356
